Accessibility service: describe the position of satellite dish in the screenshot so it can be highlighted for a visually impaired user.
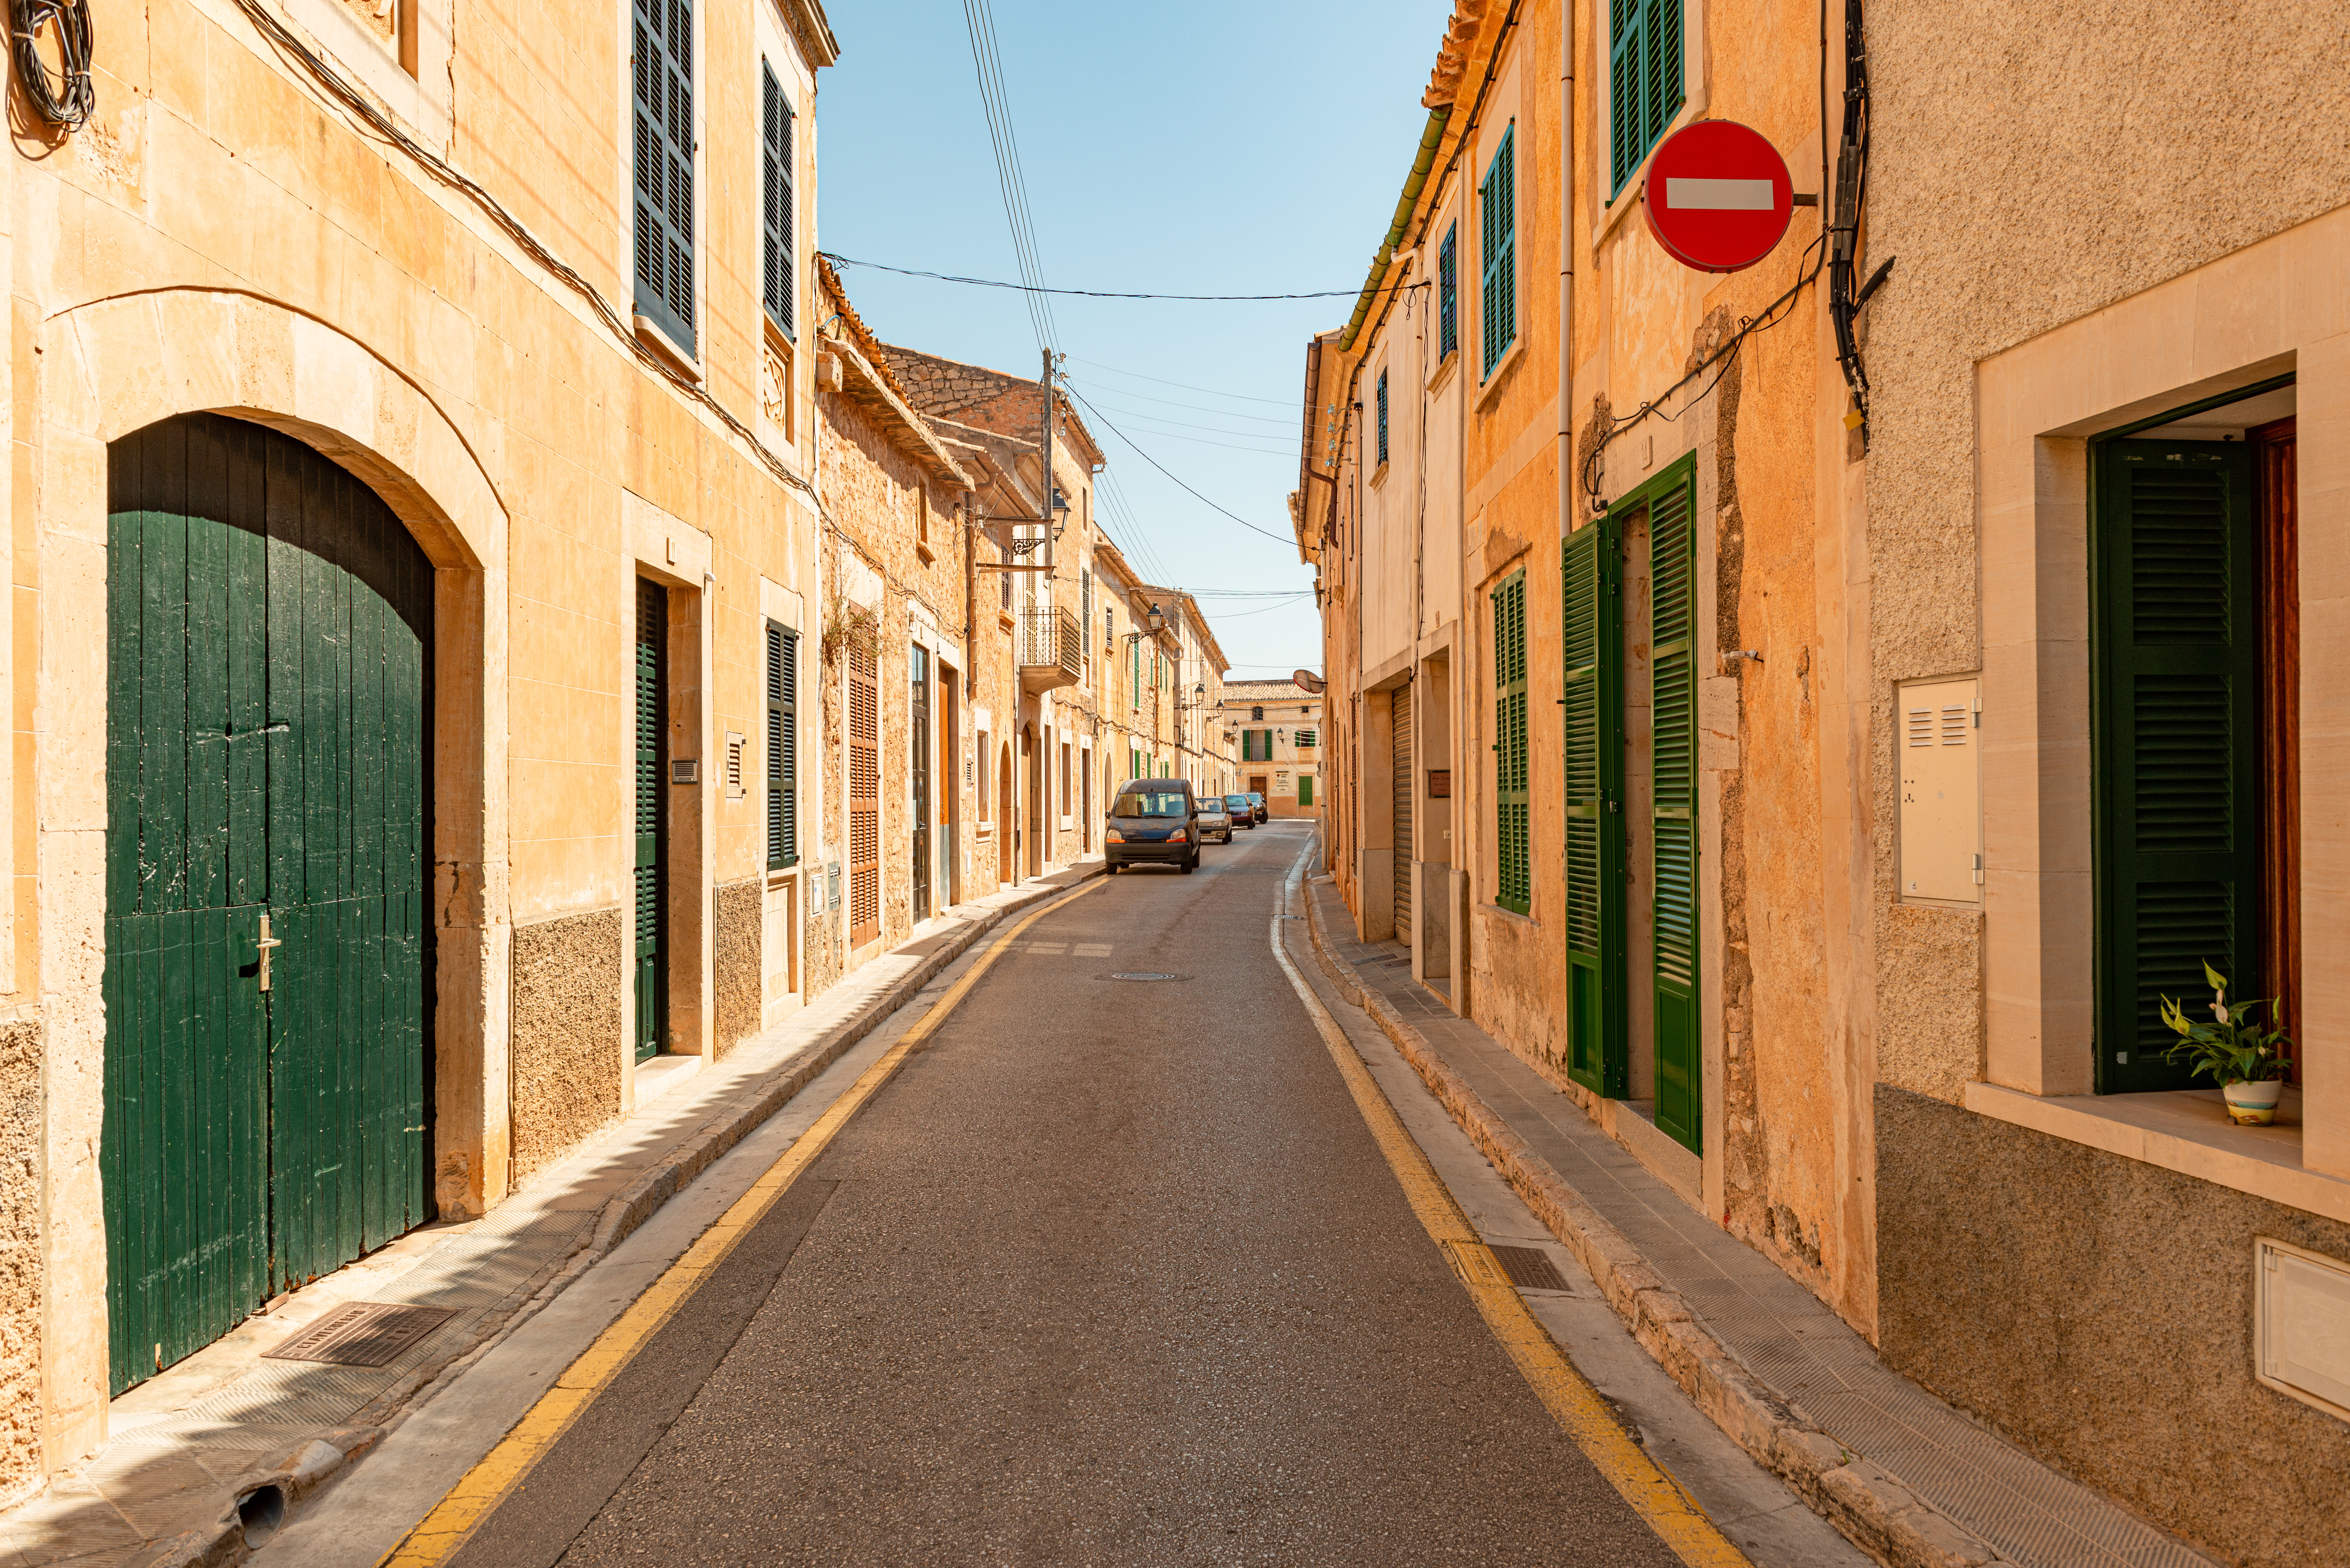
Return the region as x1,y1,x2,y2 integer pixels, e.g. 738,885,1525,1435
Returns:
1292,669,1326,694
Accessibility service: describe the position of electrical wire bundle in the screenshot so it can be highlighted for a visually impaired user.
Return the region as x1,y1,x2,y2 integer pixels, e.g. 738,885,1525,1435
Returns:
11,0,95,131
1827,0,1892,442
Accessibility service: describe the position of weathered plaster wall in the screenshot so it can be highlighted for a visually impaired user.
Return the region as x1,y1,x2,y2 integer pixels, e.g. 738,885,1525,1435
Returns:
508,912,622,1183
1864,2,2350,1097
1877,1087,2350,1567
712,878,761,1058
0,1022,39,1504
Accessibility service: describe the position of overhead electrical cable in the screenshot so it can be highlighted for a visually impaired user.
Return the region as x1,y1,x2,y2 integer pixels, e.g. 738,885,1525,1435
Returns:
820,252,1353,302
961,0,1057,351
1062,385,1297,548
1077,392,1297,433
1069,356,1295,405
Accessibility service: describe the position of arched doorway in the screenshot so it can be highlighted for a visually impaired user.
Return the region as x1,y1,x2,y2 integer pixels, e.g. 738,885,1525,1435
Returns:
101,413,434,1392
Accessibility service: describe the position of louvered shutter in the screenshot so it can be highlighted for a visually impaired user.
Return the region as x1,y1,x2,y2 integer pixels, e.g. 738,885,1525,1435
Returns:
1438,224,1458,360
2094,439,2260,1093
766,620,798,869
1610,0,1684,195
633,0,696,351
1493,571,1530,914
634,580,667,1062
1563,520,1627,1097
1377,371,1390,467
1481,128,1517,380
847,638,880,946
1648,469,1701,1151
761,63,794,339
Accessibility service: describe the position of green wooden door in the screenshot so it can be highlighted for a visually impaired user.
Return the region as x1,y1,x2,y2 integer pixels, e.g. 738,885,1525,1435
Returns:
104,414,431,1394
634,580,668,1062
2093,439,2260,1094
1648,468,1702,1152
1563,519,1627,1097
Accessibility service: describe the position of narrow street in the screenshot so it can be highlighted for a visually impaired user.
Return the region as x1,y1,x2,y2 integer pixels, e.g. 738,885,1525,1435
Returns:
406,825,1679,1567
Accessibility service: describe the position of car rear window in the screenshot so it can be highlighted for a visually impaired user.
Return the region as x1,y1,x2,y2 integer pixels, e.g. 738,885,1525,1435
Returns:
1113,790,1187,818
1226,795,1250,806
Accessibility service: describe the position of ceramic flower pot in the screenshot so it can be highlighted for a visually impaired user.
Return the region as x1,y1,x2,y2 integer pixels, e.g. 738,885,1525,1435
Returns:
2222,1078,2285,1126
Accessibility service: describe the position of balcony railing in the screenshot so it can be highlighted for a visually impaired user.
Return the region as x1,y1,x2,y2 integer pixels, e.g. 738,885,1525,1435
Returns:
1018,605,1081,692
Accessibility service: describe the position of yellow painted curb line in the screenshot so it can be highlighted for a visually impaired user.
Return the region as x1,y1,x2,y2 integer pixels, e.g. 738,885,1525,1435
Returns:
378,878,1105,1567
1267,874,1751,1568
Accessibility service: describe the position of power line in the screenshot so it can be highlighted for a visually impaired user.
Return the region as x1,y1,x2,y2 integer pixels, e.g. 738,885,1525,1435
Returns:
1063,385,1297,548
1078,390,1296,433
961,1,1056,352
820,252,1353,302
1069,356,1296,405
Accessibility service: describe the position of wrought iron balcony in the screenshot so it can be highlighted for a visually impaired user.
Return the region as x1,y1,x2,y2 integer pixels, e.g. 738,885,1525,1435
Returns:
1018,604,1082,693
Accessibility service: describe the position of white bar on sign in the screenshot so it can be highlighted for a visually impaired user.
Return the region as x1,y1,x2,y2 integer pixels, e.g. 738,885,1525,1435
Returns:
1665,177,1774,210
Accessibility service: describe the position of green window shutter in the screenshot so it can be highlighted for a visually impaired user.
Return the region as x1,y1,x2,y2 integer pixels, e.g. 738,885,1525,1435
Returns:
766,620,798,869
1563,521,1628,1097
1298,777,1314,807
633,0,696,351
1493,570,1530,914
1610,0,1684,195
761,63,794,340
1649,469,1700,1151
2094,439,2260,1093
1438,223,1458,359
1481,127,1517,380
1376,371,1390,467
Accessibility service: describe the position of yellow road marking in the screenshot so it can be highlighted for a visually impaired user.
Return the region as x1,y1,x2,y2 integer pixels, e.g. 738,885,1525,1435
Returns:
379,878,1105,1567
1266,874,1751,1568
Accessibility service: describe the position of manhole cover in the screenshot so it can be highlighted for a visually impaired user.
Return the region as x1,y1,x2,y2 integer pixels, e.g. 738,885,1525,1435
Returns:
1489,1245,1571,1293
1107,971,1186,982
262,1302,458,1367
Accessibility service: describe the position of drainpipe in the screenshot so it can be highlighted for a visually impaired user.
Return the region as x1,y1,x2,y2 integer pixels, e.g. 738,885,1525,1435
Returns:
1558,0,1576,542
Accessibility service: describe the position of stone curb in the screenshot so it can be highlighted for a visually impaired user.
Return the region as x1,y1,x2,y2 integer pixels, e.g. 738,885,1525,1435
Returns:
123,868,1101,1568
1294,867,2023,1568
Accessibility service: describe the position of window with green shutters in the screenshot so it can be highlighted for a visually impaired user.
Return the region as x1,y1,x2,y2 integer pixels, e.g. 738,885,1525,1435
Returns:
761,62,794,340
1562,520,1627,1097
1481,127,1517,380
1376,370,1390,467
1609,0,1684,196
1492,569,1529,914
1645,462,1701,1151
633,0,696,352
2093,438,2260,1094
766,620,798,869
1438,223,1458,360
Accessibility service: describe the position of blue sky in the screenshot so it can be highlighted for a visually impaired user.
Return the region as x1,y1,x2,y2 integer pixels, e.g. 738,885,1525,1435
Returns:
814,0,1441,677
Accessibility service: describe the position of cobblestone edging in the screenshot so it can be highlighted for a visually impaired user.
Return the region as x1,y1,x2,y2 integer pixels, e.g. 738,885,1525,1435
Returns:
131,869,1100,1568
1296,873,2022,1568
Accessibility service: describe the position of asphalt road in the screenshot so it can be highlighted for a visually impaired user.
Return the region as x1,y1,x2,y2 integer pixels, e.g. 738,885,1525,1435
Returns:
448,824,1686,1567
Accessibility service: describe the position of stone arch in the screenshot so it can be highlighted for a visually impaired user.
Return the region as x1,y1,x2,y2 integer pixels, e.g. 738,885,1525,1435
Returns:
38,290,514,1457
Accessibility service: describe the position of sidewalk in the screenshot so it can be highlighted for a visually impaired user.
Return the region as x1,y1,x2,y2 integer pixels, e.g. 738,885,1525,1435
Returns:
8,862,1101,1568
1300,867,2213,1568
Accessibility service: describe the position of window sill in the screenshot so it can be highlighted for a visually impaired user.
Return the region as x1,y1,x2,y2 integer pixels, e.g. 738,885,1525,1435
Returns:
634,313,703,382
1426,348,1459,396
1369,460,1391,489
1964,1081,2350,1224
1475,337,1524,415
916,542,936,566
1479,900,1539,930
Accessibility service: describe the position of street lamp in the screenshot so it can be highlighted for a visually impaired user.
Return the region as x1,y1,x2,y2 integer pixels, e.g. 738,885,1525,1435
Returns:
1123,602,1166,643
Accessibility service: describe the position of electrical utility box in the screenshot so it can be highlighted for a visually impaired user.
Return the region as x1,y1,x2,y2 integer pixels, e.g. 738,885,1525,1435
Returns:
1897,676,1982,905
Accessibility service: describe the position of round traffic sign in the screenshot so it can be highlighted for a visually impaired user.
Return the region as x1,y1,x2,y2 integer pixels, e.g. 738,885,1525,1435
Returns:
1641,121,1794,274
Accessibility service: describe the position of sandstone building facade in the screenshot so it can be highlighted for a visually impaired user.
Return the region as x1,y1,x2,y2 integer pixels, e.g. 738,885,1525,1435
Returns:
1302,2,2350,1562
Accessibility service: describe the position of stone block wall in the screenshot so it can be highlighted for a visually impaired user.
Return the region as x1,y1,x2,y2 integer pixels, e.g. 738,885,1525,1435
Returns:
713,878,762,1058
1876,1087,2350,1568
0,1022,39,1505
508,911,623,1184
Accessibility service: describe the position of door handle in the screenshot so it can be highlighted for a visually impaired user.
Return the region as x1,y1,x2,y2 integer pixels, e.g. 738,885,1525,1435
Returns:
254,913,283,991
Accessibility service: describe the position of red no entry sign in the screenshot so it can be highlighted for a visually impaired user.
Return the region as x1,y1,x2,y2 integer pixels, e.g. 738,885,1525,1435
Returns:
1642,121,1794,274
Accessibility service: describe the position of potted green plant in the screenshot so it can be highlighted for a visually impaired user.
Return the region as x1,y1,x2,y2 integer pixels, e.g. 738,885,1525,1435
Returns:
2159,961,2292,1126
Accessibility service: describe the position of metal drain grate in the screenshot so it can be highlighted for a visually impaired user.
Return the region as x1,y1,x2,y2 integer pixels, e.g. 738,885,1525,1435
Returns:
262,1303,457,1367
1489,1245,1572,1292
1107,971,1184,982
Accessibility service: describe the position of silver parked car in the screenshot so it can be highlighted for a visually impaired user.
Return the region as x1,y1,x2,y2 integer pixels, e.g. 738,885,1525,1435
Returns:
1195,794,1234,844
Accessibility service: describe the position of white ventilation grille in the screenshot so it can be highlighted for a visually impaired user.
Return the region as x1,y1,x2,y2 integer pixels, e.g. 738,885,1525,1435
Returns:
1908,707,1934,747
1942,706,1969,745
